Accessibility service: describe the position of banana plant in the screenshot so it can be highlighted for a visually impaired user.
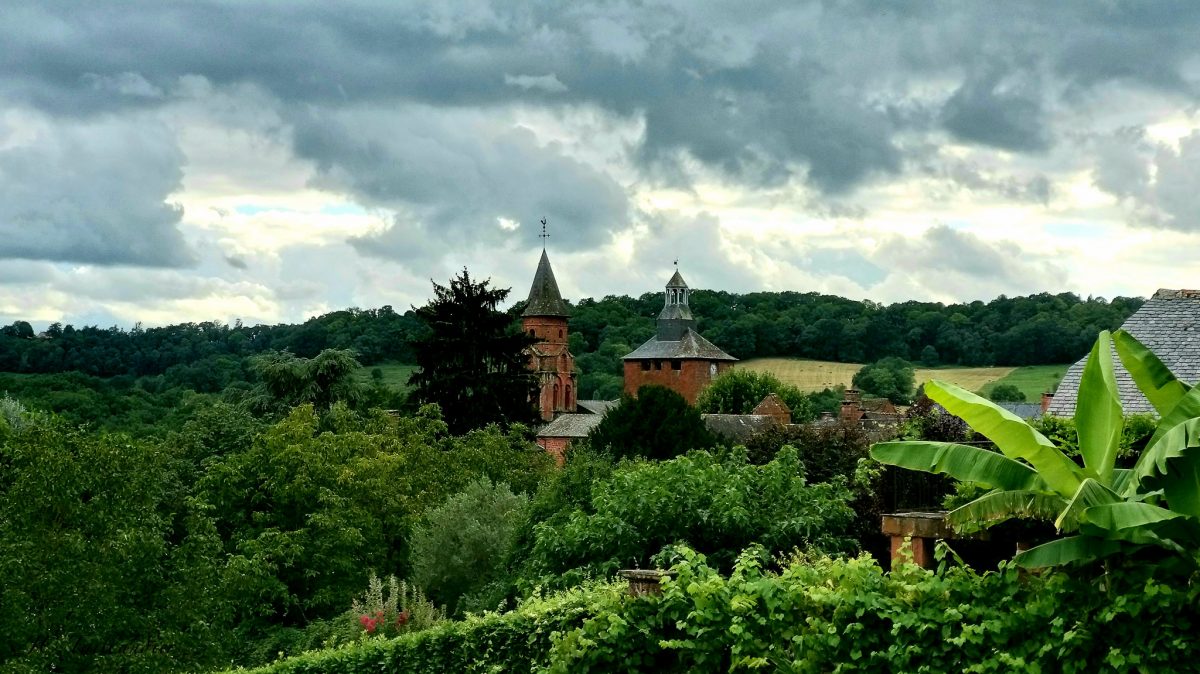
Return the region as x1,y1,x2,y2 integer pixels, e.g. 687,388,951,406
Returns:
871,329,1200,568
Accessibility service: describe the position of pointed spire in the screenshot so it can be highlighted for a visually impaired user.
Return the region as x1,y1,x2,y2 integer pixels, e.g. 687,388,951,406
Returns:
523,249,570,317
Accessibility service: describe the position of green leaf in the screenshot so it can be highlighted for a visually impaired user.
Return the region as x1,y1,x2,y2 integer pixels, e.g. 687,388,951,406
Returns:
1013,536,1122,568
870,442,1046,491
946,489,1066,534
1128,418,1200,498
1139,386,1200,461
1113,329,1190,417
1081,501,1184,535
925,380,1083,498
1075,331,1123,482
1054,478,1120,532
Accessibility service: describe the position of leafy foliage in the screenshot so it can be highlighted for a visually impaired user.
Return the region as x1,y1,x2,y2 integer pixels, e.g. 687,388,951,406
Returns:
852,356,915,404
695,368,813,421
411,478,530,615
242,349,367,416
407,269,539,433
587,386,716,460
523,448,857,587
348,573,444,639
988,383,1026,402
872,330,1200,567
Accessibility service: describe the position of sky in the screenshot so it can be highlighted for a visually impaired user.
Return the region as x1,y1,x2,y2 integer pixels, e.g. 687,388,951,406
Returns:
2,1,1200,328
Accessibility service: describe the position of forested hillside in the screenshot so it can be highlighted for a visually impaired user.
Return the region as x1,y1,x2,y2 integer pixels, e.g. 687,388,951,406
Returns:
0,291,1141,380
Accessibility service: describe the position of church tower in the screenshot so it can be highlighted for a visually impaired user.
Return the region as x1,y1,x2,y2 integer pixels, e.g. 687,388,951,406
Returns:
622,266,736,404
523,249,577,421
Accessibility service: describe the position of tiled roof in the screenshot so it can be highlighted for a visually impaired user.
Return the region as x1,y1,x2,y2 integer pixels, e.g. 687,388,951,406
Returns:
703,414,778,442
997,402,1043,419
1048,289,1200,416
537,413,605,438
751,393,791,416
623,328,737,361
577,399,618,415
522,250,570,317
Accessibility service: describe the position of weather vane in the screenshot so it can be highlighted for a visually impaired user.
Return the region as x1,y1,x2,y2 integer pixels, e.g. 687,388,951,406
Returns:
673,257,679,268
539,217,549,250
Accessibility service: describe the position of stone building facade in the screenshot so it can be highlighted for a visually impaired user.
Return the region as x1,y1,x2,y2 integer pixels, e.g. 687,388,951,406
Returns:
522,250,577,421
622,268,736,404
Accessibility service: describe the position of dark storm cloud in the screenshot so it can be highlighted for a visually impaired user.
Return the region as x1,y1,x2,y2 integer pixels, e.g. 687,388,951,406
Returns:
4,0,1200,269
0,115,194,267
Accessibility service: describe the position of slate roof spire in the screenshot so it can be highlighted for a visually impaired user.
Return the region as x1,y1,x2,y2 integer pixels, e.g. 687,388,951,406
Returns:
522,249,570,317
658,264,695,341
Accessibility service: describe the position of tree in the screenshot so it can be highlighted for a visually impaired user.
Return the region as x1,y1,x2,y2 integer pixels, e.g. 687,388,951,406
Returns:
410,478,529,615
919,344,940,367
408,269,539,433
587,385,716,461
243,348,366,416
988,383,1026,402
852,357,915,405
696,368,813,422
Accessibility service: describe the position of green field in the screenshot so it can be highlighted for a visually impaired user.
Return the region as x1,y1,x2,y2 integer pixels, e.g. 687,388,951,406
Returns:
355,363,419,391
978,364,1070,401
737,358,1069,398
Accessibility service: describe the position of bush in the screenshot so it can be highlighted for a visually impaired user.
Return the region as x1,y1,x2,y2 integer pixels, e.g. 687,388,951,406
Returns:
222,582,620,674
410,479,529,615
852,357,915,404
988,383,1026,402
587,386,716,461
522,448,857,588
349,573,444,638
696,369,813,421
549,548,1200,673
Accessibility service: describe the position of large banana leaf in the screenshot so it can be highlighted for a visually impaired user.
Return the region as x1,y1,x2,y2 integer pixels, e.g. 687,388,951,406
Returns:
1053,478,1120,532
1128,417,1200,498
1013,536,1122,569
1140,385,1200,456
1075,331,1123,482
870,441,1046,491
1113,329,1190,417
925,380,1084,498
1078,502,1195,552
946,489,1066,534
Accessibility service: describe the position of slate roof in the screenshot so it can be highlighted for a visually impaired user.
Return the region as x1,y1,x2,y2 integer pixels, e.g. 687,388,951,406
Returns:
623,328,737,361
522,250,570,317
1048,289,1200,416
577,399,618,415
997,402,1043,419
537,413,605,438
666,270,688,288
703,414,778,442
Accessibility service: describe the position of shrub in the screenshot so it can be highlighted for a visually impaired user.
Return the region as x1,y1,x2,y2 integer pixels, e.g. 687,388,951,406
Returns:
410,478,529,615
349,573,443,638
852,357,915,404
988,383,1026,402
522,448,857,587
587,386,716,461
696,369,813,422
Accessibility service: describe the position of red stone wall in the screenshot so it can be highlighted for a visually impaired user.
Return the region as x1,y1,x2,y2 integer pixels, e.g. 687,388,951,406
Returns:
524,315,576,421
536,436,570,466
623,359,732,405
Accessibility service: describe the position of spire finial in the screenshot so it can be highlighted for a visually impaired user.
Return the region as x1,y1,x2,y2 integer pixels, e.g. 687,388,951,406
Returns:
539,217,549,251
673,257,678,268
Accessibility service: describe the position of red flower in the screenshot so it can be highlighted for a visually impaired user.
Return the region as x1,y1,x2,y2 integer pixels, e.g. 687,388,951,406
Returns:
396,610,410,626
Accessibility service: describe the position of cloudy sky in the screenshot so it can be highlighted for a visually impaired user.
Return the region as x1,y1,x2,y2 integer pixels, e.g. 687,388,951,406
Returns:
3,1,1199,328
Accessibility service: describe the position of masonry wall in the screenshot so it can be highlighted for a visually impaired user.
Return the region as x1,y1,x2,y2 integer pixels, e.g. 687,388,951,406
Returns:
536,436,570,466
623,359,732,405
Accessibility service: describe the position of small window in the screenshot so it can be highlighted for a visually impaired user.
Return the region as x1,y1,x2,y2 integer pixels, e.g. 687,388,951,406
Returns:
528,329,535,337
559,329,563,338
641,361,651,371
653,360,662,370
671,360,682,370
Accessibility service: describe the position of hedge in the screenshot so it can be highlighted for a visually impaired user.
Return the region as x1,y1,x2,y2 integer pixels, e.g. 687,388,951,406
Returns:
224,582,620,674
228,549,1200,673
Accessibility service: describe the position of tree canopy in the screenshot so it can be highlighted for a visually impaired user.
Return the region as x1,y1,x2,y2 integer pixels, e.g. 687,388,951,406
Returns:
852,357,915,405
587,385,716,461
407,269,539,433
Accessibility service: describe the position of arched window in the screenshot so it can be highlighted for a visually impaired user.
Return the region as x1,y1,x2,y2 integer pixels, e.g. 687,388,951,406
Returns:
559,329,563,338
565,385,572,408
554,383,560,407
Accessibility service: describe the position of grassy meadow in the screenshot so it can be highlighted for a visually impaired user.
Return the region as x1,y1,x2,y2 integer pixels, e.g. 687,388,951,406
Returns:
355,363,419,391
737,358,1068,399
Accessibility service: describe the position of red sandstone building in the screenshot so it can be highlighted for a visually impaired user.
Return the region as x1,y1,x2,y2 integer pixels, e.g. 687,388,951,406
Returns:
523,250,577,421
622,268,736,404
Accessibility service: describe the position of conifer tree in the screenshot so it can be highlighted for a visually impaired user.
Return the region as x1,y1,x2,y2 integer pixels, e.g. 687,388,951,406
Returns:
408,268,539,433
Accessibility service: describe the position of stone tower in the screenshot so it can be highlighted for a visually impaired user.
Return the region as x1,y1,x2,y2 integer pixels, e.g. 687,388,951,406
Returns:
523,249,577,421
622,267,736,404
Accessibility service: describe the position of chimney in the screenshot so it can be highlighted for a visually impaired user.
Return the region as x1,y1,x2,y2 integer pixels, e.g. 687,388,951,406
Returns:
1041,392,1054,414
841,388,863,422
